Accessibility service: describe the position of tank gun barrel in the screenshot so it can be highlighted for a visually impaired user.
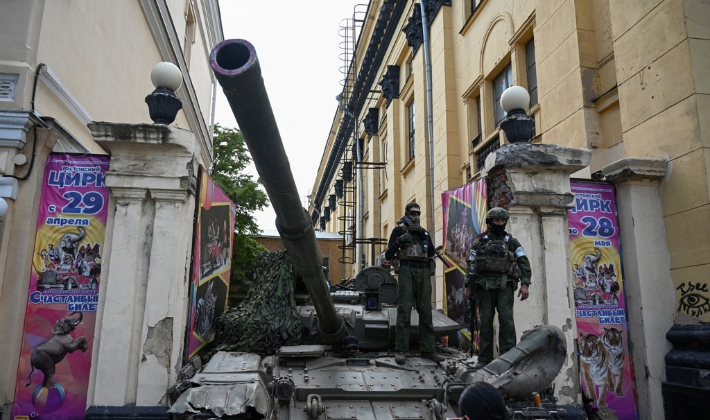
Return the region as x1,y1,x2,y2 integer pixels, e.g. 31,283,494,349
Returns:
210,39,344,342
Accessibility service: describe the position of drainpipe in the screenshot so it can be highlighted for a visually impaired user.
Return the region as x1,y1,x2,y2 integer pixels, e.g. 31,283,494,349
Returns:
355,113,365,272
209,79,217,150
419,1,436,236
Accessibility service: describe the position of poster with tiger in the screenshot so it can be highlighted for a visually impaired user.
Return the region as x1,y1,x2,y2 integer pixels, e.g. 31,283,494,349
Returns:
568,182,638,419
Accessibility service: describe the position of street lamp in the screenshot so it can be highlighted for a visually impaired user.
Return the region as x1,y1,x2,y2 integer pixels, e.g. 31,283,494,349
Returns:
145,62,183,125
499,86,534,143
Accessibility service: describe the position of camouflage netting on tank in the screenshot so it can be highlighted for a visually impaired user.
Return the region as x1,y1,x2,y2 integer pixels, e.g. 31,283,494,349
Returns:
214,250,302,354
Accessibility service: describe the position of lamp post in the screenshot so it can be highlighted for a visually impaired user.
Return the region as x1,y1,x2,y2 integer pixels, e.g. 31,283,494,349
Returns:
145,62,183,125
499,86,534,143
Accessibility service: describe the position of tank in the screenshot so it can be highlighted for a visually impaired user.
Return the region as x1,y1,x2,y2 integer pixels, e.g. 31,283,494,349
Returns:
169,39,578,420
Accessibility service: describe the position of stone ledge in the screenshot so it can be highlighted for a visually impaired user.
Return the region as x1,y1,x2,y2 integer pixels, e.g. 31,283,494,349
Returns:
0,111,33,148
89,121,196,155
602,157,668,183
0,177,19,200
106,175,192,194
483,143,591,175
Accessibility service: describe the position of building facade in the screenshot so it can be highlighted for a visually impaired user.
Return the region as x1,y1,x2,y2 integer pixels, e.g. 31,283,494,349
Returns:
309,0,709,418
0,0,222,415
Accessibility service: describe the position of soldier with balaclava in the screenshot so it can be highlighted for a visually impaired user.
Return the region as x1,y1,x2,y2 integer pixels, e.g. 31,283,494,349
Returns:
464,207,532,369
385,202,443,364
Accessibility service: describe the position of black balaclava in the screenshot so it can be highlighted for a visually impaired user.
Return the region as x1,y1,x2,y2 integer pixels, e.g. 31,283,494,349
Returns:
489,220,506,234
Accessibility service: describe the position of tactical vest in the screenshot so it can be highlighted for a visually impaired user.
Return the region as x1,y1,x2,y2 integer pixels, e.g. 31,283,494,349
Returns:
471,234,521,284
399,232,430,263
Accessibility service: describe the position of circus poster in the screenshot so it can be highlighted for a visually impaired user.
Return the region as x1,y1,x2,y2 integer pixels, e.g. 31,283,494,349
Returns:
185,167,236,360
568,182,638,420
441,179,487,351
13,154,110,420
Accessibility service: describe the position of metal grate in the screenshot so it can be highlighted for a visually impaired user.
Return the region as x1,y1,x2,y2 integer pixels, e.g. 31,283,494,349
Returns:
476,137,500,172
0,74,19,102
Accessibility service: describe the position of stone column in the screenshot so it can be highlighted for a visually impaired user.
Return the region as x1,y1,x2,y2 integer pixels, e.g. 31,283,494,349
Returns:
87,123,200,408
603,158,672,420
136,189,194,406
483,143,592,404
91,188,148,406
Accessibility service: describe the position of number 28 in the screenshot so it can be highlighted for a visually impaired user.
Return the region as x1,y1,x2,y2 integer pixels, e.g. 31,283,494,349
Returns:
581,216,615,238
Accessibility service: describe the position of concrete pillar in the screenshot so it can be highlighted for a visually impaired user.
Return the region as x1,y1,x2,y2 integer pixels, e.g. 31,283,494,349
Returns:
92,188,147,405
603,158,672,420
87,123,199,408
483,143,592,404
137,189,194,406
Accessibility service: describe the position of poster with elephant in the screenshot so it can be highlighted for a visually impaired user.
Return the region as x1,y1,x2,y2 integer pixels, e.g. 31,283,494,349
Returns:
13,153,110,420
185,167,236,360
568,182,638,420
441,179,487,352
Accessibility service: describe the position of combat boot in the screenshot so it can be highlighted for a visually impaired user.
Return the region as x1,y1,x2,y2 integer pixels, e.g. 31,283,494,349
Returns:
472,361,488,370
395,352,406,364
421,352,445,363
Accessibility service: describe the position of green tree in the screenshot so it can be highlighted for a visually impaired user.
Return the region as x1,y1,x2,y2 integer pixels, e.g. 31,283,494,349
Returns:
210,125,269,296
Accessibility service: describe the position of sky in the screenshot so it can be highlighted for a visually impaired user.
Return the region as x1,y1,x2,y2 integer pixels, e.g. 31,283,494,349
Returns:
214,1,365,231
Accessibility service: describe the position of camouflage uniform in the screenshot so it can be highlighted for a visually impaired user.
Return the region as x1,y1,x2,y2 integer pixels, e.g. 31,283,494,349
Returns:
385,224,436,354
466,229,531,364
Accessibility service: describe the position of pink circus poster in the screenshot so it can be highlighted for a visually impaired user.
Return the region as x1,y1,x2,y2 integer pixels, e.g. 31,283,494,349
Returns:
568,182,638,419
441,179,487,351
13,154,110,420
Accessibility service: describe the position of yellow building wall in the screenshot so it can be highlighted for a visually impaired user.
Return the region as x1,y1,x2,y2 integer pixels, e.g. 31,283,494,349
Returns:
310,0,710,324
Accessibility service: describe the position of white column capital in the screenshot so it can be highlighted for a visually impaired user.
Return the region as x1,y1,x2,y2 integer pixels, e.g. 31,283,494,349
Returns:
0,177,19,200
110,187,147,203
602,158,667,184
151,189,188,203
0,111,33,148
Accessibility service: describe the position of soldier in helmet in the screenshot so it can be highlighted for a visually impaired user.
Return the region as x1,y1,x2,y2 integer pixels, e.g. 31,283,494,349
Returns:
385,202,443,364
464,207,531,369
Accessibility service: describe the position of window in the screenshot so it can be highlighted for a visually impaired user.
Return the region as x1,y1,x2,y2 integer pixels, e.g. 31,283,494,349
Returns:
380,136,388,194
407,100,415,160
471,0,481,14
525,39,538,108
492,63,513,126
469,95,482,149
184,2,196,66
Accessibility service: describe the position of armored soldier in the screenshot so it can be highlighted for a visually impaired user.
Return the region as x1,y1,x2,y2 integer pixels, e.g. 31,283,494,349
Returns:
464,207,531,369
385,202,443,364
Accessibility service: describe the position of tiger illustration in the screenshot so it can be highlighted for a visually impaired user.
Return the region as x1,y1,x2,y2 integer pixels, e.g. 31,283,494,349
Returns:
195,281,216,339
579,333,612,407
603,327,626,396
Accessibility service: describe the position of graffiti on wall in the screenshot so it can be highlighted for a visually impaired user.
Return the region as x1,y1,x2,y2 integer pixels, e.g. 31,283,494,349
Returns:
675,282,710,318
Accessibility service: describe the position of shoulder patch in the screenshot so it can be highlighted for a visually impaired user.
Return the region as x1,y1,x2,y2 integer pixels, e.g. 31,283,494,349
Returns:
515,246,526,258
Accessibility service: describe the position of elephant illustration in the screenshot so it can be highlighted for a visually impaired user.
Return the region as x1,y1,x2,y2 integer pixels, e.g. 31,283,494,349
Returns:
57,227,86,262
27,312,88,389
582,248,602,281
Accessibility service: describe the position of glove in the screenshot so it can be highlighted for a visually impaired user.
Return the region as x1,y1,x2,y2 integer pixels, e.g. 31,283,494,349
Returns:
397,232,413,245
410,225,426,236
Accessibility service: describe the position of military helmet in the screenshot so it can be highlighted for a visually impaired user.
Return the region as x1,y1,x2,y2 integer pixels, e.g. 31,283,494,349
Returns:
486,207,509,223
